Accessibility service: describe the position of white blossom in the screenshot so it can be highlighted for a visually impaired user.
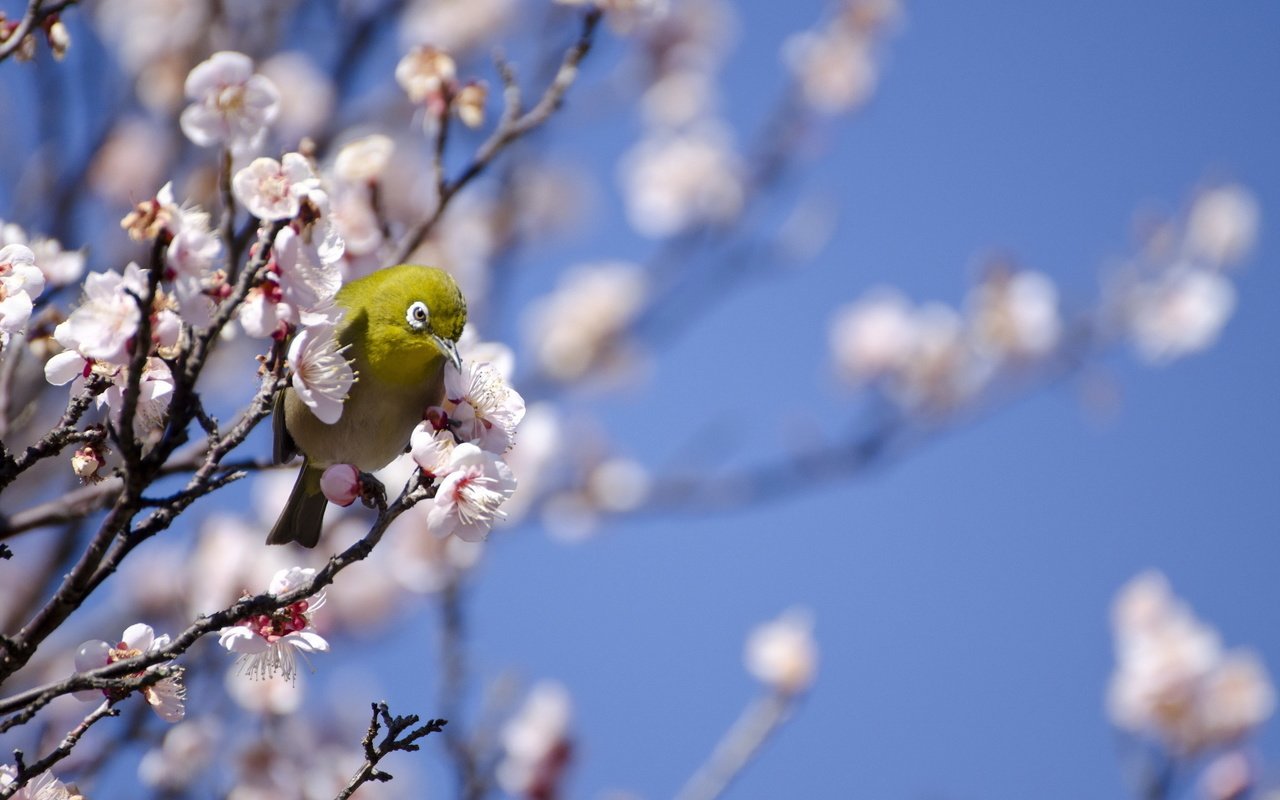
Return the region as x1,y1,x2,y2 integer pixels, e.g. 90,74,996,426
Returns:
52,262,148,366
75,623,186,722
745,608,818,694
232,153,323,222
967,270,1062,361
443,360,526,453
0,244,45,339
410,420,457,477
497,682,573,798
829,289,916,382
1127,267,1235,364
179,51,280,151
333,134,395,184
425,443,517,542
218,567,329,684
1108,571,1274,752
523,262,647,382
1185,184,1259,268
287,324,355,425
620,126,745,237
0,763,73,800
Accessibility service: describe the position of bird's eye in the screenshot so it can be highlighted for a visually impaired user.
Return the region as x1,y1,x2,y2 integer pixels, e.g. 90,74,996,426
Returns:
406,301,430,331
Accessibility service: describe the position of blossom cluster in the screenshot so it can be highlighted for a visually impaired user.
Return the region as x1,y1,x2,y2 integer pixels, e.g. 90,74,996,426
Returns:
783,0,901,114
830,267,1062,414
1108,571,1274,754
75,623,186,723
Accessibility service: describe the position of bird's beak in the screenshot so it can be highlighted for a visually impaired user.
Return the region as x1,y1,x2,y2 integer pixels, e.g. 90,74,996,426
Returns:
435,335,463,372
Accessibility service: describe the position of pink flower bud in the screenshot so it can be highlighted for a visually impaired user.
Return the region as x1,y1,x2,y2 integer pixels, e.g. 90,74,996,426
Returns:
320,463,360,507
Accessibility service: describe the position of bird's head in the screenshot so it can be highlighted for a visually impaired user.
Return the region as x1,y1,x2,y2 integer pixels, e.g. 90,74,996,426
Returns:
340,264,467,385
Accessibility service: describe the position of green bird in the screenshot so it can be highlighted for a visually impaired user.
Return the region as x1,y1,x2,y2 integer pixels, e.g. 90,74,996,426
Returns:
267,264,466,547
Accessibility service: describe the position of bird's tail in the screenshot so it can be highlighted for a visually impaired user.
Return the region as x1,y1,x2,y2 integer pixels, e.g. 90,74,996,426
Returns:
266,462,328,547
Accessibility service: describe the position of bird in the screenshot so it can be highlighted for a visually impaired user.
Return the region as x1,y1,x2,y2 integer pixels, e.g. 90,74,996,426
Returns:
267,264,466,547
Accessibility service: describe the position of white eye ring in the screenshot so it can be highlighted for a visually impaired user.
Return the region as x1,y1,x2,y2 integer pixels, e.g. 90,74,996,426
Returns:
406,301,430,331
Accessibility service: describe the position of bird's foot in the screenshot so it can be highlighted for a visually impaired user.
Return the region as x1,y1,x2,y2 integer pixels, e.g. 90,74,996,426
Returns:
358,472,387,510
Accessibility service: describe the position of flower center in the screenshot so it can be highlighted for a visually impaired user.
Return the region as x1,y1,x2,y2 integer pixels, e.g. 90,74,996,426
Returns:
245,600,311,643
216,84,246,114
454,469,507,525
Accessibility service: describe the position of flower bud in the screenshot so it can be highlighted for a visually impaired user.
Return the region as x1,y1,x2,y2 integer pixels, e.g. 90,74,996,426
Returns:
320,463,360,507
71,445,104,483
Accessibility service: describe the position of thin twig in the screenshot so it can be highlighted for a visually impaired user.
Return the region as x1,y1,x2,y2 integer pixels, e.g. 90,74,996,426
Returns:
392,8,602,263
335,702,447,800
674,692,795,800
1,700,117,799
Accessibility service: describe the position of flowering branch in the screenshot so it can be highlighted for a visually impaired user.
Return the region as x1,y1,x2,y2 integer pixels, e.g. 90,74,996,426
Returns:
392,7,603,263
1,699,117,798
0,0,76,63
336,702,448,800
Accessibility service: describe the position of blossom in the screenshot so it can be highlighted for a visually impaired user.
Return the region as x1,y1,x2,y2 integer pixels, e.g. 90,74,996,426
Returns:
0,763,73,800
829,289,916,382
1185,184,1259,268
455,81,488,128
396,45,456,114
410,420,456,477
745,608,818,695
232,153,323,221
218,566,329,684
138,720,219,790
1127,267,1235,364
333,134,395,184
522,262,647,381
0,244,45,339
442,359,526,453
497,682,573,799
50,263,148,366
967,269,1061,361
320,463,360,507
272,224,344,311
1108,571,1274,753
784,29,877,113
619,126,745,237
179,51,280,151
287,324,354,425
425,443,517,541
75,623,186,722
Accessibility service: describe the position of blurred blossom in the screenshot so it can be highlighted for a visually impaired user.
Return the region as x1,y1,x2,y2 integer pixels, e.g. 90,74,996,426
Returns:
400,0,514,55
138,719,219,790
498,681,574,799
75,623,186,722
1201,751,1254,800
967,269,1062,361
641,0,737,73
333,134,395,184
1108,571,1275,753
225,665,305,715
0,244,44,342
457,326,516,378
620,126,744,237
523,261,647,381
783,29,876,114
1185,185,1259,268
219,566,329,684
0,223,83,288
1126,266,1235,364
0,764,74,800
396,45,457,115
586,457,650,513
541,490,600,542
501,402,563,524
90,118,175,204
95,0,207,75
641,69,718,129
829,288,916,382
455,81,488,128
180,51,280,152
188,510,297,618
259,52,335,146
745,608,817,695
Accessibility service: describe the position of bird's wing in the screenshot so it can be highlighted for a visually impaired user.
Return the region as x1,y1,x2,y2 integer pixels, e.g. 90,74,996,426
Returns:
272,387,298,464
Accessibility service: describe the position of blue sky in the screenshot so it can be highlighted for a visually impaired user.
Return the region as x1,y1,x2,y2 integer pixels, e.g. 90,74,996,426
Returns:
434,3,1280,798
3,2,1277,798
